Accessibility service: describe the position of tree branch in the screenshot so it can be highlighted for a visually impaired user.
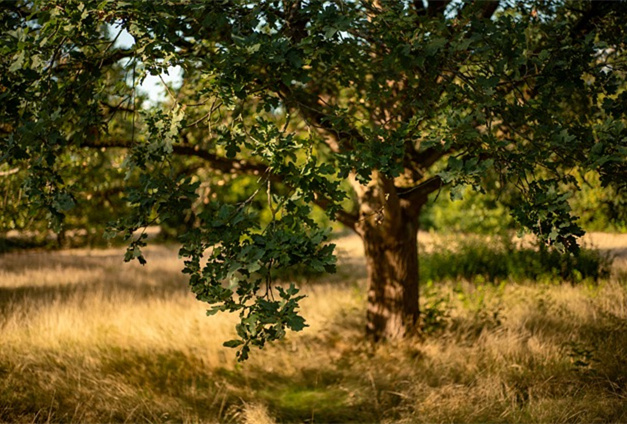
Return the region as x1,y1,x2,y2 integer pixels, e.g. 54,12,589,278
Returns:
53,48,135,73
413,147,447,169
279,85,363,152
312,195,358,230
397,175,443,205
83,137,359,227
428,0,451,17
83,138,270,176
413,0,451,17
479,1,500,20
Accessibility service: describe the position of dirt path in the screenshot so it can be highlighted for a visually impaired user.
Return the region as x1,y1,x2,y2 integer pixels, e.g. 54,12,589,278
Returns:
582,232,627,270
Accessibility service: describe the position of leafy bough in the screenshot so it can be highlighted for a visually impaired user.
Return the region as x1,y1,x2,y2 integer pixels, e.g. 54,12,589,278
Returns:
178,198,336,361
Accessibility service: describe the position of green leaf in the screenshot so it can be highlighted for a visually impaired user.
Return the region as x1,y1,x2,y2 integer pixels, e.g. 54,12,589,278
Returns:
324,27,338,39
9,51,25,73
286,315,307,331
223,339,244,348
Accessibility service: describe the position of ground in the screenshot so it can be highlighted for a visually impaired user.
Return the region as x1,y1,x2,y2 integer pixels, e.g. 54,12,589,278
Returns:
0,232,626,423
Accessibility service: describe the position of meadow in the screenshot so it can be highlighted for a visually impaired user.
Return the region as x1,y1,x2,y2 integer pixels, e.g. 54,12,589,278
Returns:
1,232,626,423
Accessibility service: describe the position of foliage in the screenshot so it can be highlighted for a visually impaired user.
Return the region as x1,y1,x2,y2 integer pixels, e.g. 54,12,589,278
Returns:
420,185,514,234
421,176,627,235
2,0,627,355
569,171,627,232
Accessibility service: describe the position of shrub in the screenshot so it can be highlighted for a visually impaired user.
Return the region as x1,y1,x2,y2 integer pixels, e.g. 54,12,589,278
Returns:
419,234,612,284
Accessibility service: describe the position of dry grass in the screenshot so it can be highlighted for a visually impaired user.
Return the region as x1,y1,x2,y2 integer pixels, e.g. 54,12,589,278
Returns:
1,234,626,423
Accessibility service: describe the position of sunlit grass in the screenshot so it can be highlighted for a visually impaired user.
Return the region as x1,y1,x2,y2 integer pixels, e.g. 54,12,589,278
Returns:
1,234,626,423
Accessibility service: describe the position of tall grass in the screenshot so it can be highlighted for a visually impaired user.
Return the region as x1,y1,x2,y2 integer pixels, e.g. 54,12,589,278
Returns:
1,237,626,423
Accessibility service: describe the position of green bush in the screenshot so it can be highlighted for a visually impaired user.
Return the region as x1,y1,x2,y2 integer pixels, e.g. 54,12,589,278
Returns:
420,186,514,234
419,235,612,284
420,175,627,234
568,172,627,232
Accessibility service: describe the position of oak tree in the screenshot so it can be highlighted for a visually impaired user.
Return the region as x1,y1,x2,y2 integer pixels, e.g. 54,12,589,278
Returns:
2,0,626,359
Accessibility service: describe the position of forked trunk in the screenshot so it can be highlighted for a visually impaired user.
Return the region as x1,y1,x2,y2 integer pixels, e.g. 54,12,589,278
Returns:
360,217,420,340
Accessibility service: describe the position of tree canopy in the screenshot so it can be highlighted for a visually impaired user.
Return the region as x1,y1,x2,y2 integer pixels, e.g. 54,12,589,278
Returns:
2,0,626,359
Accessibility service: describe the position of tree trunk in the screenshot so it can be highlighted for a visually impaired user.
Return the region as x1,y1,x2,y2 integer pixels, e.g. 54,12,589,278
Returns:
360,214,420,341
352,172,424,341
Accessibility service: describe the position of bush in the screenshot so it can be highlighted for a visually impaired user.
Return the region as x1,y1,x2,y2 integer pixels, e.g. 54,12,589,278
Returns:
419,234,612,284
420,186,515,234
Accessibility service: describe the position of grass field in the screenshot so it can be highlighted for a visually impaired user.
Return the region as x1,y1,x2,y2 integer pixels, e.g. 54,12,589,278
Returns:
1,232,626,423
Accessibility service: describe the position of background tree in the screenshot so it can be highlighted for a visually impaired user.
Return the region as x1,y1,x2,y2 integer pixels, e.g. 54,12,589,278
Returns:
1,0,626,358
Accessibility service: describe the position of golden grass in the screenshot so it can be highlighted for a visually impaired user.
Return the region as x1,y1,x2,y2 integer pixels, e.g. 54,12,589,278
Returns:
1,234,626,423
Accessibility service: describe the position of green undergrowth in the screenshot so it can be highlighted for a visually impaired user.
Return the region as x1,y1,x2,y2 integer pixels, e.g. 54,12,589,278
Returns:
419,234,612,284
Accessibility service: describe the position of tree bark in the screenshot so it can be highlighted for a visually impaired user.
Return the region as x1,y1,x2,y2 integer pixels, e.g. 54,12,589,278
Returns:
361,215,420,340
352,172,424,341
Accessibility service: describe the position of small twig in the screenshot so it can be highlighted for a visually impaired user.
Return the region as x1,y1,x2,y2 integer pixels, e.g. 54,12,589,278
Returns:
267,180,278,223
131,62,136,144
265,258,275,300
184,99,222,129
158,74,177,103
99,27,124,69
281,112,291,135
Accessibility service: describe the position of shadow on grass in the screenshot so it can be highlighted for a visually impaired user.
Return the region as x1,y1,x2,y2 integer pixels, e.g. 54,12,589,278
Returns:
91,340,381,423
0,268,189,316
0,244,181,271
216,366,371,423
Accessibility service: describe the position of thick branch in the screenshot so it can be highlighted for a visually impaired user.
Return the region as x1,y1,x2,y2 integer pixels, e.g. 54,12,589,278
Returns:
84,139,270,175
427,0,451,17
312,195,358,230
54,48,135,73
479,1,499,20
284,0,308,42
279,85,364,152
455,1,500,19
83,137,359,227
397,175,443,205
413,146,447,169
0,167,20,177
413,0,451,17
402,144,449,184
